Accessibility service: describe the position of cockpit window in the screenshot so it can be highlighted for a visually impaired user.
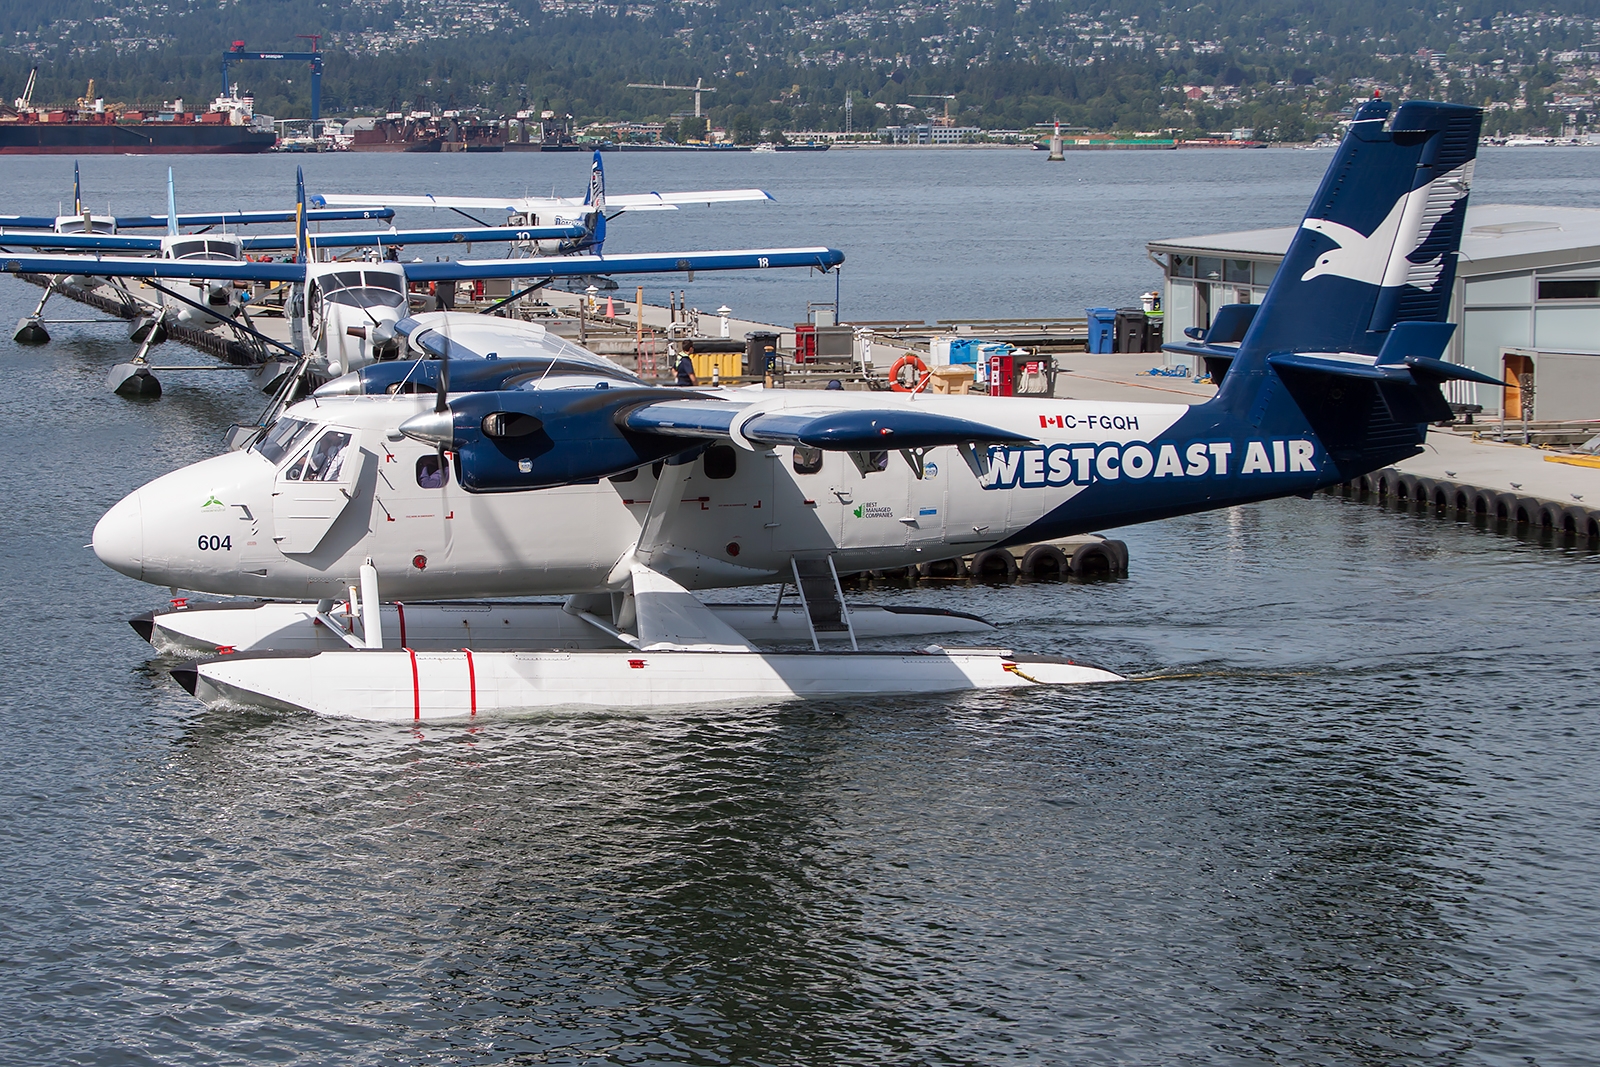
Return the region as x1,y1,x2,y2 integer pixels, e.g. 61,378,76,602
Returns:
320,270,406,309
169,239,241,261
416,453,449,489
299,431,354,482
253,417,316,464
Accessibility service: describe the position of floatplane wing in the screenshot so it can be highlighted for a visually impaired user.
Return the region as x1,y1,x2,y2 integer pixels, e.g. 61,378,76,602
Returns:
313,190,771,214
1,245,842,286
402,246,843,283
314,149,772,219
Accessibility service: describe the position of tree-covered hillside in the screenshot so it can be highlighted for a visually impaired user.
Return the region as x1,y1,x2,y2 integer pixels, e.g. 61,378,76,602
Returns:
4,0,1600,139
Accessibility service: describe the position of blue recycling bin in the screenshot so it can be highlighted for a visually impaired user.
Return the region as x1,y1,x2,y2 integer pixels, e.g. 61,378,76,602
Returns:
1086,307,1116,354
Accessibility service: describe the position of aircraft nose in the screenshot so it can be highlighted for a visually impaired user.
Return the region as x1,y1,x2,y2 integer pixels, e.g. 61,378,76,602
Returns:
93,490,144,581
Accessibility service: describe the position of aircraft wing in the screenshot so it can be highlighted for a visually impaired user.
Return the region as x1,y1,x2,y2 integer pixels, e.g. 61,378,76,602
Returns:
0,252,306,283
239,223,587,252
312,193,583,214
621,400,1034,450
607,190,773,208
113,207,395,229
0,215,57,229
0,232,163,253
402,246,844,282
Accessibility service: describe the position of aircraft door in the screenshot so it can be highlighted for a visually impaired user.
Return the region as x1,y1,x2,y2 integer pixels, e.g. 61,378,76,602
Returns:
270,427,371,554
945,444,1013,546
772,446,840,556
902,451,947,547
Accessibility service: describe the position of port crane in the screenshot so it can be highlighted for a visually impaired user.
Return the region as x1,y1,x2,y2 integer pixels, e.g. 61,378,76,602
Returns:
909,94,957,126
627,77,715,118
221,37,323,121
12,67,36,110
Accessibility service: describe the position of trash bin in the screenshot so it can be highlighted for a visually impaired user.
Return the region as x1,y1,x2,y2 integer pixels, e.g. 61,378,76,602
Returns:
1114,308,1150,354
1086,307,1116,354
745,330,780,375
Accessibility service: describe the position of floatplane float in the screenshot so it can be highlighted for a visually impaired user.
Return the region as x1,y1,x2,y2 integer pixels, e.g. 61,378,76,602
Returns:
89,98,1503,720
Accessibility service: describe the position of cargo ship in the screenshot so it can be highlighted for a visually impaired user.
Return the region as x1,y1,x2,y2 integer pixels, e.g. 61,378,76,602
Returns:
0,79,276,155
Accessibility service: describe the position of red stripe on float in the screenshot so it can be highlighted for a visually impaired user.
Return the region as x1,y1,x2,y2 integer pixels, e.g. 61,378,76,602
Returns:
407,647,420,721
395,601,407,648
462,648,476,716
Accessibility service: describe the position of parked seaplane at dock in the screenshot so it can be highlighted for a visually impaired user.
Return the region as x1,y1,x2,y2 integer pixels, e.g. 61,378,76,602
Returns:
2,165,842,400
313,150,772,258
89,98,1505,720
2,168,589,391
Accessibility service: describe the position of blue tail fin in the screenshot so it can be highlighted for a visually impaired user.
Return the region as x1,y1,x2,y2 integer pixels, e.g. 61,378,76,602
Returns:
294,166,309,263
1239,98,1481,360
582,150,606,254
72,161,82,217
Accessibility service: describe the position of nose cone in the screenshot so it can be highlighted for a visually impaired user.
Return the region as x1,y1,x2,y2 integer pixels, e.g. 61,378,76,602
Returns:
93,491,144,580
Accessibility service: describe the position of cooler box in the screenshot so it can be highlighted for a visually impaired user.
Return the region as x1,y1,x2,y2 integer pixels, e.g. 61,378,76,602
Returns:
1086,307,1116,354
948,338,982,365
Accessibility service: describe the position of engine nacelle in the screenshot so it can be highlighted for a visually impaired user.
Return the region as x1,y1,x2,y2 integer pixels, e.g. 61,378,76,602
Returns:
399,385,698,492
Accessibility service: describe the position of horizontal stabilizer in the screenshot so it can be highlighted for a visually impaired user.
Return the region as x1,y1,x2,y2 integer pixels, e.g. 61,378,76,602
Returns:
1267,349,1507,388
1402,355,1509,387
404,246,843,283
622,401,1034,450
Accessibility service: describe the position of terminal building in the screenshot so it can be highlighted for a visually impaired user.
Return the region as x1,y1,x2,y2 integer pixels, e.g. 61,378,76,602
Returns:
1148,205,1600,421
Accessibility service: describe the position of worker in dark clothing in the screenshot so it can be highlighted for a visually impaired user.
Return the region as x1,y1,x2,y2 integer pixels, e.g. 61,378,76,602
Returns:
675,352,697,386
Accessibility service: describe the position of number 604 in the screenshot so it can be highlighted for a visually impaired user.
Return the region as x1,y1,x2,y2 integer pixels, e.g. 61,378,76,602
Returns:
197,535,232,551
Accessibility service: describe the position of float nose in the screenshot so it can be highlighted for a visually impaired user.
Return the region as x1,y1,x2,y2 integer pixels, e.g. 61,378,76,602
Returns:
92,491,144,580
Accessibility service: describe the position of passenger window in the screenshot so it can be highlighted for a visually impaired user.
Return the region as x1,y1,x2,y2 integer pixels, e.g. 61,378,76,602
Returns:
416,453,449,489
703,444,737,480
302,431,353,482
862,450,889,473
793,447,823,474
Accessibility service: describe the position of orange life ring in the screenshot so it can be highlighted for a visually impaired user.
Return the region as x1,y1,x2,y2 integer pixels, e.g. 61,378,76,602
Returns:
890,353,929,392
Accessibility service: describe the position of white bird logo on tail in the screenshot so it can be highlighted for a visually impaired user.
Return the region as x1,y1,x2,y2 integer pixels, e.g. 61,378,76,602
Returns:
1298,164,1471,290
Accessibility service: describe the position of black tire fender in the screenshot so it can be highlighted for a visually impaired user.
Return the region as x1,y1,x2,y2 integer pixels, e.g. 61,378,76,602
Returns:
918,556,969,580
1069,542,1116,578
1019,544,1069,581
969,548,1019,583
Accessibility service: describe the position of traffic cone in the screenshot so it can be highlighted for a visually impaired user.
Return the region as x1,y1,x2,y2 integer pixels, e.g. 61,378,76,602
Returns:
605,296,615,318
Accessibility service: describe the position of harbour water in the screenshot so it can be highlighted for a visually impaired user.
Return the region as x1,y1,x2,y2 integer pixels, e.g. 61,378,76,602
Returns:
2,148,1599,1064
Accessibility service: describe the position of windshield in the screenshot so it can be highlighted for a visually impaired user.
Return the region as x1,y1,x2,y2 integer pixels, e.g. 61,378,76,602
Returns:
321,269,406,309
170,238,241,261
251,417,317,465
284,430,354,483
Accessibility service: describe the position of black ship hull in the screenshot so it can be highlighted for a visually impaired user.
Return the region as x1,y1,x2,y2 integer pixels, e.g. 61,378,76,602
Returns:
0,124,276,154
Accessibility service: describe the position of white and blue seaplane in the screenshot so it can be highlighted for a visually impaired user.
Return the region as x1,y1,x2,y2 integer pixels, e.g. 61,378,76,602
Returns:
87,98,1503,720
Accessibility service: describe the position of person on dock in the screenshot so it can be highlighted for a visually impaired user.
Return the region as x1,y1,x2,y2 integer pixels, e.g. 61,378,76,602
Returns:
675,351,697,386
